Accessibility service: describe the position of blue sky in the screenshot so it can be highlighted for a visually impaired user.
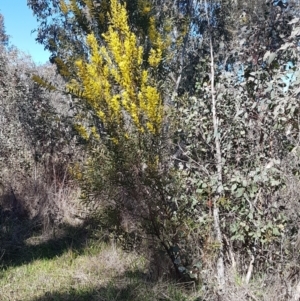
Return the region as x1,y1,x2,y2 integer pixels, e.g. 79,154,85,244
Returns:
0,0,50,65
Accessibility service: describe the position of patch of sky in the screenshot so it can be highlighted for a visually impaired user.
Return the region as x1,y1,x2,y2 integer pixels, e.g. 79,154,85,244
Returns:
273,0,288,7
237,65,245,83
282,61,297,92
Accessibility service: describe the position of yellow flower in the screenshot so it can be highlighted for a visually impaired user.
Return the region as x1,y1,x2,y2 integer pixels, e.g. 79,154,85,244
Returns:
138,0,152,15
74,123,89,140
91,126,100,140
67,0,163,138
148,48,162,67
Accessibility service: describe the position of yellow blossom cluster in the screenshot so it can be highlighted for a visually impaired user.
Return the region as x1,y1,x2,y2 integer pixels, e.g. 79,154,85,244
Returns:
74,123,89,140
148,17,164,67
137,0,152,15
91,126,100,140
67,0,163,137
68,162,83,181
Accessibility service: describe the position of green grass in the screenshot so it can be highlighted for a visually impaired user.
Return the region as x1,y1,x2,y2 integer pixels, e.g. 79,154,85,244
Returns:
0,223,195,301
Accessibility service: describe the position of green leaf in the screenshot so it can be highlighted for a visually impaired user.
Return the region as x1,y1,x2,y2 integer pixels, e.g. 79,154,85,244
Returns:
194,261,202,269
189,272,198,279
248,212,253,219
191,197,198,207
235,187,245,198
231,183,237,191
271,179,281,186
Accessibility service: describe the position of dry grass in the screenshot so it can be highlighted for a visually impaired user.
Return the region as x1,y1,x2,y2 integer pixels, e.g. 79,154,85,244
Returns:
0,235,196,301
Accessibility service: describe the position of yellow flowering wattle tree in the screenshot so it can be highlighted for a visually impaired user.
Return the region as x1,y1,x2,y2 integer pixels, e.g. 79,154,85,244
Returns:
62,1,179,269
65,0,164,140
30,0,194,280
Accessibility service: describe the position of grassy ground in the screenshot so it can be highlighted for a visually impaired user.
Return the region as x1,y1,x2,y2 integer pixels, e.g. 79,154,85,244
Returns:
0,220,196,301
1,212,297,301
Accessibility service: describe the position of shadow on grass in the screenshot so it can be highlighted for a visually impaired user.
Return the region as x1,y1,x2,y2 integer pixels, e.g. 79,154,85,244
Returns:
0,208,194,301
29,282,148,301
28,275,191,301
0,209,103,270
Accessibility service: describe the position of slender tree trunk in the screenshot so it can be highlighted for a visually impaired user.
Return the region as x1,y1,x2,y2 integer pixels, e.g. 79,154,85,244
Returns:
206,8,226,293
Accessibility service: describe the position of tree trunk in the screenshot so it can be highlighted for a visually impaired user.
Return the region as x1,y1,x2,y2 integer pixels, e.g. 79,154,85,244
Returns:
206,3,226,293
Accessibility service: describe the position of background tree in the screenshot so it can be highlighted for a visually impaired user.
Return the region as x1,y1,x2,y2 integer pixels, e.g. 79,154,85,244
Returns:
171,0,300,296
0,13,8,46
0,14,80,235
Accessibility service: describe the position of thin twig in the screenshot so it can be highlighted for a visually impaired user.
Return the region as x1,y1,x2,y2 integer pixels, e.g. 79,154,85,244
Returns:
245,253,255,284
174,142,211,176
246,291,260,301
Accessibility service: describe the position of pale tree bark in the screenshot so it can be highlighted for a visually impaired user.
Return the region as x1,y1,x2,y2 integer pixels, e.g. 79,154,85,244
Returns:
205,0,226,295
209,35,226,294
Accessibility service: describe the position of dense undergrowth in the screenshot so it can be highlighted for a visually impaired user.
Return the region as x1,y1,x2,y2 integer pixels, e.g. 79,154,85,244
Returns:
0,185,299,301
